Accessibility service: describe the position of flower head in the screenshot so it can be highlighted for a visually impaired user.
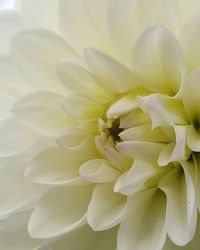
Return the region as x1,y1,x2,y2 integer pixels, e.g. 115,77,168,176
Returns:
1,0,200,250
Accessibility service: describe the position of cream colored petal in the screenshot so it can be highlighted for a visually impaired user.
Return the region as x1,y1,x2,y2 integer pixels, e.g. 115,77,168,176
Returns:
118,188,166,250
0,117,38,157
117,141,165,163
10,29,79,94
61,95,104,122
80,159,120,183
180,15,200,71
28,185,93,239
158,125,189,166
56,60,111,103
187,125,200,152
47,225,118,250
12,91,75,136
0,158,46,218
15,0,59,31
87,183,126,231
114,160,156,195
138,94,187,128
25,147,89,185
182,69,200,121
132,27,184,95
178,0,200,24
58,0,111,54
0,10,23,54
0,211,42,250
108,0,180,63
107,92,139,119
120,125,169,143
159,167,196,246
85,48,142,94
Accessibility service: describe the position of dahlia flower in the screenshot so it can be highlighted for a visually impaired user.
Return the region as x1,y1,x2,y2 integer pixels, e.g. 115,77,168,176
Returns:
1,0,200,249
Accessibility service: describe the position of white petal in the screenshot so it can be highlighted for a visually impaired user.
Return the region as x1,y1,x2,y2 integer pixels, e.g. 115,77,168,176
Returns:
0,211,42,250
58,0,110,53
0,158,46,218
114,160,156,195
132,27,184,95
87,183,126,231
179,0,200,25
15,0,59,31
11,29,79,93
25,147,91,185
187,125,200,152
108,0,180,63
118,188,166,250
61,95,104,122
0,117,38,157
0,10,23,54
56,60,111,103
182,68,200,121
48,225,118,250
117,141,165,163
158,125,189,166
107,92,139,119
159,167,196,246
138,94,187,128
80,159,120,183
12,91,76,136
28,185,93,239
180,15,200,71
85,48,141,94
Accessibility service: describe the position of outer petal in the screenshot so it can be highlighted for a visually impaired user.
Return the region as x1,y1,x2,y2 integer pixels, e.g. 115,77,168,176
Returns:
58,0,111,54
132,27,184,95
107,0,180,63
159,167,196,246
10,29,79,93
118,188,166,250
0,211,42,250
12,91,76,136
25,147,93,185
56,60,111,103
87,183,127,231
28,185,93,239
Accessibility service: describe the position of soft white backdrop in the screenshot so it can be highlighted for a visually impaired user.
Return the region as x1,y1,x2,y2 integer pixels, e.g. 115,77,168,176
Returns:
0,0,15,9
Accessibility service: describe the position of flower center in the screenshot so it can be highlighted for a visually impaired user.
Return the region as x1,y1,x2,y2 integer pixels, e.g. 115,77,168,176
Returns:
107,119,124,143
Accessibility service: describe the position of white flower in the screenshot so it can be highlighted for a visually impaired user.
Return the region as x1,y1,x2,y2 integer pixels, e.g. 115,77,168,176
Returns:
1,0,200,250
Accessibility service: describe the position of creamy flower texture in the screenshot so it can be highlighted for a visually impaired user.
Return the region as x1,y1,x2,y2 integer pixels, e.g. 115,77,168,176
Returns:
2,0,200,250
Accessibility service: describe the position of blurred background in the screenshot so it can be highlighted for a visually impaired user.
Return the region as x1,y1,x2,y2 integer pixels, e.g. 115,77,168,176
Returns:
0,0,15,9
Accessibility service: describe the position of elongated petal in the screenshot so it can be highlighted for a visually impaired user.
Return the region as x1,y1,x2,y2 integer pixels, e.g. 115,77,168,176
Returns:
159,167,196,246
12,91,75,136
108,0,180,63
180,14,200,71
114,160,156,195
80,159,120,183
61,95,104,122
132,27,184,95
0,211,42,250
28,185,93,239
87,183,127,231
118,188,166,250
56,60,111,103
25,147,91,185
85,48,142,94
10,29,79,93
117,141,165,163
